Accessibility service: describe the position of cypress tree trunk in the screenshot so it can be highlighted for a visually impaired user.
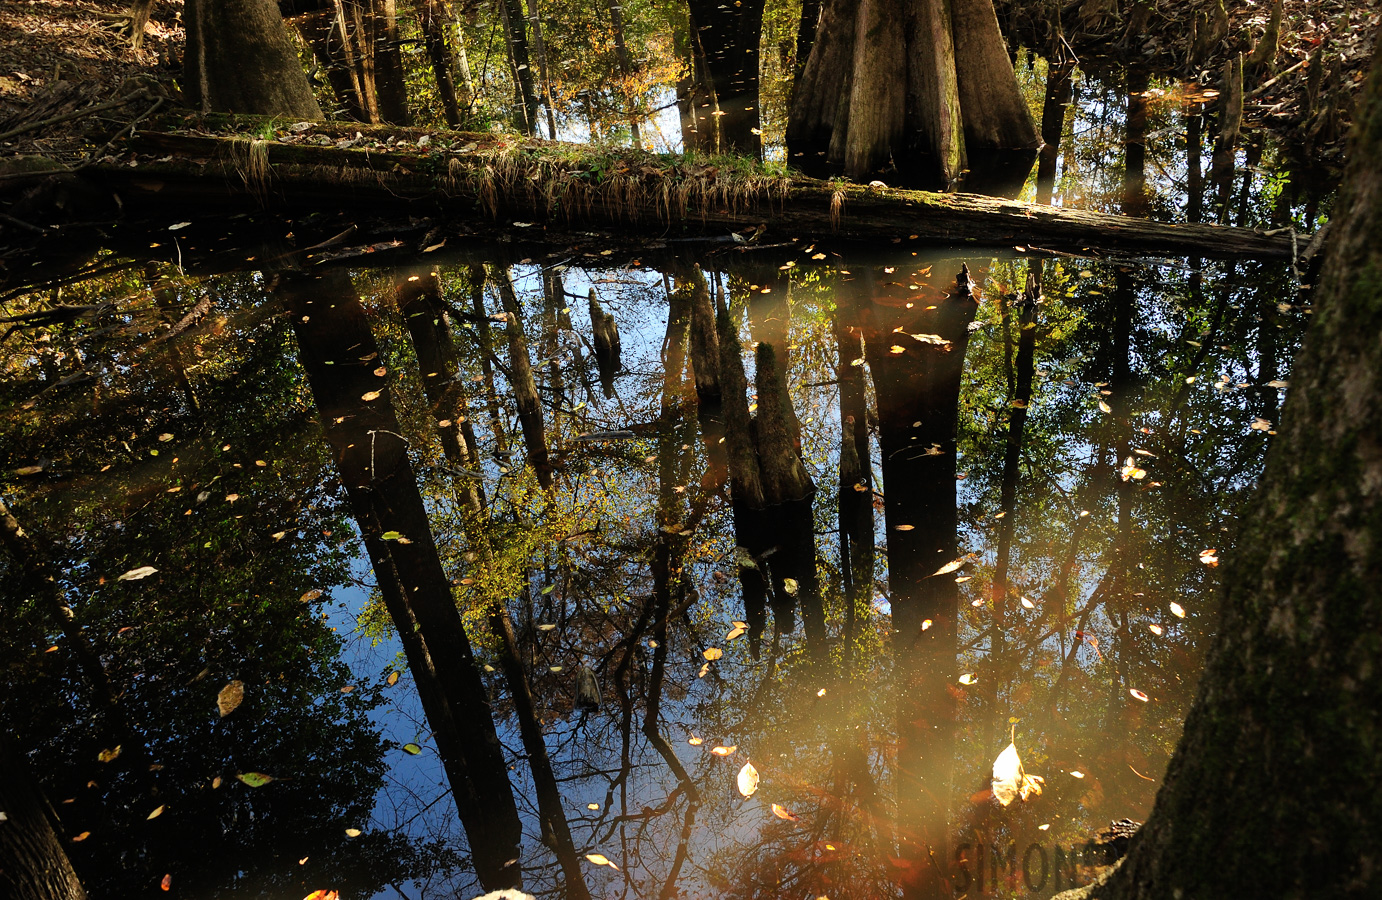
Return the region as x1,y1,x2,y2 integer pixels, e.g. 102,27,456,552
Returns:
901,0,965,186
949,0,1038,153
1056,46,1382,900
0,736,86,900
490,265,554,489
785,0,856,177
843,0,906,181
184,0,323,118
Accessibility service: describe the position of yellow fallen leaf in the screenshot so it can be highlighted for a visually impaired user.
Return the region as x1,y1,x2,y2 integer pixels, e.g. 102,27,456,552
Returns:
217,681,245,717
703,648,724,661
991,741,1044,806
932,556,969,576
688,737,704,746
959,673,978,685
895,524,915,531
1170,602,1186,618
147,805,165,820
361,391,381,402
771,803,798,821
1098,400,1112,414
710,745,736,756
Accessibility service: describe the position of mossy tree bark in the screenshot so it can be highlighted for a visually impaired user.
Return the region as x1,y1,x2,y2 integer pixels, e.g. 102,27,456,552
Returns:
1058,46,1382,900
184,0,323,119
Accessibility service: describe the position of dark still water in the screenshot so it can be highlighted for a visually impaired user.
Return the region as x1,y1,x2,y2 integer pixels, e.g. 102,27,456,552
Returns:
0,66,1323,900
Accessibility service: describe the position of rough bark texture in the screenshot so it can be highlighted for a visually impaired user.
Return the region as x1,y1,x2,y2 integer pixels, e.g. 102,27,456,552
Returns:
844,0,907,180
1056,47,1382,900
949,0,1037,151
184,0,323,118
903,0,965,186
0,736,87,900
785,0,856,177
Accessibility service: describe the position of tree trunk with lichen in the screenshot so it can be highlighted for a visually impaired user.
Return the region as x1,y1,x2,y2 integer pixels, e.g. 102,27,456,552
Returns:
1054,46,1382,900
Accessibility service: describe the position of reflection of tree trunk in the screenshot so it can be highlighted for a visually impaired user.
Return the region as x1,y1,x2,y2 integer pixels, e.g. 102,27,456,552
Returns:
833,312,874,649
276,271,522,891
490,265,554,489
685,267,722,407
858,264,976,900
0,734,87,900
468,265,508,454
588,289,621,398
986,270,1038,753
674,7,718,153
489,606,592,899
1124,69,1150,218
394,269,485,510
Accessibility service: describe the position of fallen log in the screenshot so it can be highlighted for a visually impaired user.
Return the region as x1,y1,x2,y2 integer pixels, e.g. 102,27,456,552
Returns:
71,122,1300,260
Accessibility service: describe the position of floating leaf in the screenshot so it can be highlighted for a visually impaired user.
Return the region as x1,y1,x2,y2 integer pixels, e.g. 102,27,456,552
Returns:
537,623,557,632
703,648,724,661
98,746,122,763
147,805,165,820
300,589,323,602
895,524,915,531
386,671,400,686
710,745,736,756
688,737,704,746
737,761,760,797
1148,623,1163,635
402,743,422,755
549,666,563,673
726,623,747,641
1250,417,1273,431
1129,689,1150,702
1199,548,1219,567
1070,770,1086,778
771,803,799,821
344,828,362,837
212,776,222,789
217,681,245,717
587,803,600,810
1098,400,1112,414
72,831,91,842
1020,597,1036,609
931,556,969,576
380,530,406,542
361,391,381,402
921,619,933,631
782,577,799,595
118,566,158,582
585,853,618,869
958,673,978,685
161,873,172,891
697,663,710,678
236,772,275,788
991,742,1044,807
302,892,339,900
1170,602,1187,618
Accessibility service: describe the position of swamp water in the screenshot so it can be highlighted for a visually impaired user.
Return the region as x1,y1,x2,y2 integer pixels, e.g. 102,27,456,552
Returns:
0,65,1327,900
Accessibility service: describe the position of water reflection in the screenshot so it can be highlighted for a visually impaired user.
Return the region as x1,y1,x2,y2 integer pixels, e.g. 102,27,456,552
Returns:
1,64,1321,900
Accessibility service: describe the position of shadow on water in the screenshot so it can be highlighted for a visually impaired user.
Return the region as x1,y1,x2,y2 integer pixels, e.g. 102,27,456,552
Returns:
0,61,1330,900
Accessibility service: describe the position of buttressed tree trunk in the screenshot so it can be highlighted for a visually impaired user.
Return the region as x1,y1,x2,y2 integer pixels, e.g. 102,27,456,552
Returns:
184,0,323,118
1053,46,1382,900
788,0,1034,187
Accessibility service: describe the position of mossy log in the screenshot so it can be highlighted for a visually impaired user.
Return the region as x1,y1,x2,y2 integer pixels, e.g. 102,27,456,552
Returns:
77,125,1303,260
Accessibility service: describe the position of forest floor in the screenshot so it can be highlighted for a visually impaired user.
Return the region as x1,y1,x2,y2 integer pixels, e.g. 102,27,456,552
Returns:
0,0,184,157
